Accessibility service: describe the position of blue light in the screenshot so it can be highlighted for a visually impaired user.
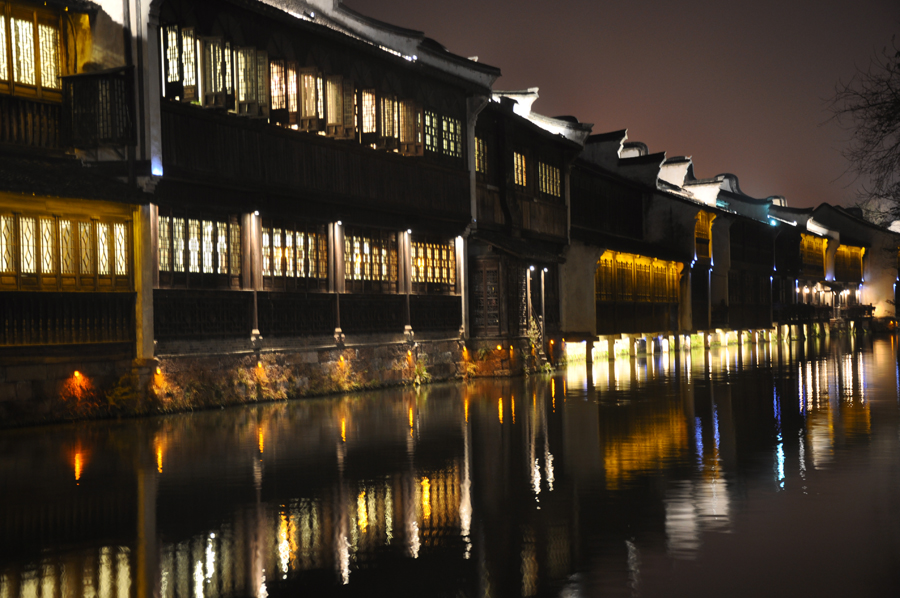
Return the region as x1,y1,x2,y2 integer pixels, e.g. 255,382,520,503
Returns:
769,219,777,226
152,166,163,176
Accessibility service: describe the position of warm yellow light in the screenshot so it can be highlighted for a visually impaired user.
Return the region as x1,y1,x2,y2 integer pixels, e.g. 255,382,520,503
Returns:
340,355,345,362
257,361,263,369
341,417,346,442
157,446,163,474
73,371,81,378
421,477,432,520
407,350,412,356
511,396,515,424
464,397,469,423
549,340,554,345
409,407,414,429
358,490,368,531
496,344,502,351
498,398,503,424
156,367,162,375
74,451,83,481
258,427,264,453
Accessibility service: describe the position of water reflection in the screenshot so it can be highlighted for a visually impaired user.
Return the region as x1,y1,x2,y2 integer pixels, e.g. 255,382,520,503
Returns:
1,337,899,596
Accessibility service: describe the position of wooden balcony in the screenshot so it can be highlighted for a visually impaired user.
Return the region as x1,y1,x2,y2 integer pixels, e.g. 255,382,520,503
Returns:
160,102,470,223
0,291,135,358
476,185,566,239
0,94,60,150
61,68,135,149
155,288,462,341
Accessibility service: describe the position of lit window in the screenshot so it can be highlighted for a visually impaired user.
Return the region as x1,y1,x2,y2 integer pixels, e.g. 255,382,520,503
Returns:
255,51,268,111
344,230,398,290
0,216,12,272
286,64,298,114
538,162,560,197
11,17,35,86
173,218,185,273
182,29,197,87
381,96,396,139
202,220,214,273
97,223,110,275
362,90,376,133
40,218,54,273
269,60,286,110
316,76,324,119
229,223,241,276
411,240,457,290
441,117,461,158
60,220,74,274
235,47,257,103
19,216,35,273
113,222,129,276
38,24,59,90
326,76,342,125
262,225,328,283
424,111,438,152
0,16,7,82
216,222,228,274
159,216,171,272
301,71,318,120
187,219,200,273
475,137,486,174
514,152,527,187
79,222,92,274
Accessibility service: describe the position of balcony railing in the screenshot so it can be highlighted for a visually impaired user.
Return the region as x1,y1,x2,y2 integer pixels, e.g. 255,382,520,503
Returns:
161,102,469,222
62,67,135,149
0,94,60,150
0,291,135,346
476,185,567,239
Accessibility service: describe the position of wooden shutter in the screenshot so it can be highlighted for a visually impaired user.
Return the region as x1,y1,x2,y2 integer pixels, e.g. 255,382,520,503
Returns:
324,75,343,136
255,51,269,117
268,59,288,124
400,100,422,156
161,24,184,99
201,37,232,109
341,79,356,139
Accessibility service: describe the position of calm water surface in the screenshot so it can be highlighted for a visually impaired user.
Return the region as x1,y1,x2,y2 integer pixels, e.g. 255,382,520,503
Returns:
2,338,900,597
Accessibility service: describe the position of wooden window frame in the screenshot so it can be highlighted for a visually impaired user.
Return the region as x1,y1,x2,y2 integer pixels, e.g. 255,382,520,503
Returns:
260,220,329,292
410,237,457,295
1,2,64,101
156,209,241,290
343,227,398,294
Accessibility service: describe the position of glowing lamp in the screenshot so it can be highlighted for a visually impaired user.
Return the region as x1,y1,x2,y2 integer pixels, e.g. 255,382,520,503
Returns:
257,361,262,368
496,344,502,351
73,371,81,378
549,340,554,345
156,367,162,375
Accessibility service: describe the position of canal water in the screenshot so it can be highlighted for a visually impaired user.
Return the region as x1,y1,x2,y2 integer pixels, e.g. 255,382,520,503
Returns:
2,338,900,598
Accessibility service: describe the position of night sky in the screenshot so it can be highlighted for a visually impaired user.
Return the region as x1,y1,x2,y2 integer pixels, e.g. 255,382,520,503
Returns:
345,0,899,209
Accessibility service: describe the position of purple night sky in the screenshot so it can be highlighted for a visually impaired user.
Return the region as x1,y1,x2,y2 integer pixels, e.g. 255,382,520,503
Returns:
346,0,899,208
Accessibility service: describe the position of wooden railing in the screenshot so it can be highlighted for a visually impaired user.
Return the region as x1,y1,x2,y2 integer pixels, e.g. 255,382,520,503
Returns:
161,102,470,220
155,289,462,340
0,291,134,345
476,185,567,239
0,95,60,150
62,67,135,149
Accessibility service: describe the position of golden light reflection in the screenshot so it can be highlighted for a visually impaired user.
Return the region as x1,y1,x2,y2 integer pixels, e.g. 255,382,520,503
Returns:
258,427,264,454
409,407,414,429
278,513,290,576
464,396,469,423
498,398,503,424
357,491,368,532
341,418,346,442
604,406,688,489
74,451,83,482
157,444,164,474
421,477,431,521
512,396,516,424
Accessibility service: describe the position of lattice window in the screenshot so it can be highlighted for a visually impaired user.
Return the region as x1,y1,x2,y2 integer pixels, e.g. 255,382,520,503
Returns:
164,26,179,84
424,111,438,152
316,76,324,119
158,216,171,272
216,222,228,274
173,218,185,273
187,219,200,273
19,216,35,273
114,223,127,276
595,255,615,301
0,216,13,273
224,42,233,95
236,48,257,102
362,90,376,133
0,16,7,81
539,162,560,197
475,137,486,174
97,223,110,275
286,65,298,114
79,222,92,274
203,39,226,95
40,218,54,273
262,227,271,276
326,76,342,125
11,17,34,86
441,117,461,158
381,96,396,139
695,211,714,259
635,262,651,302
229,222,241,276
273,228,283,276
411,240,456,290
60,220,74,274
344,230,398,288
38,23,58,90
269,60,286,110
256,52,268,110
514,152,527,187
301,71,317,119
284,231,295,277
616,259,633,301
182,29,197,87
202,220,214,273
